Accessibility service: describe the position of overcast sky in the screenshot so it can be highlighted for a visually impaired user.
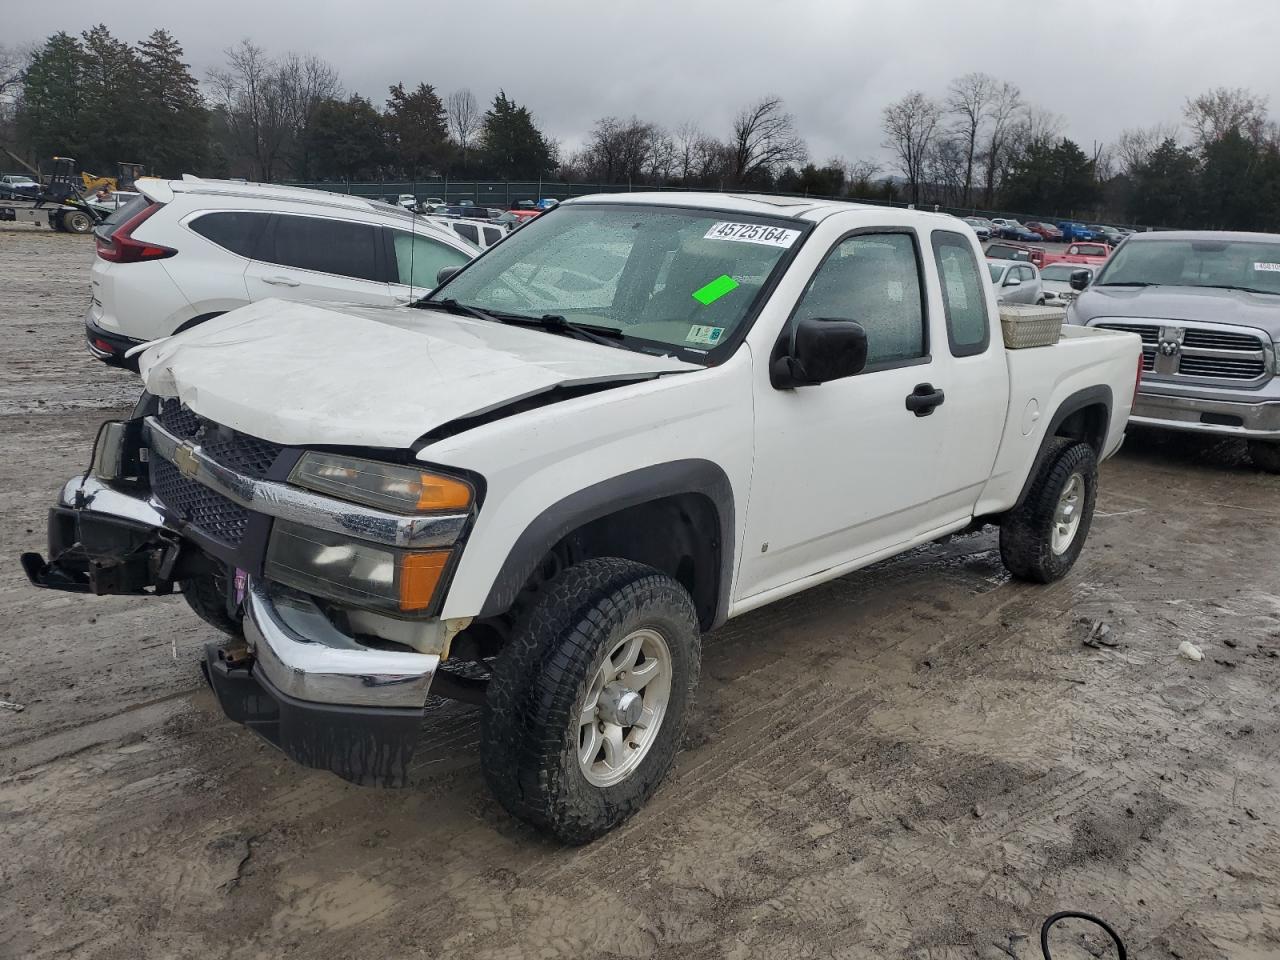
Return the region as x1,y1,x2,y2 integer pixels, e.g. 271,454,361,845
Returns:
8,0,1280,167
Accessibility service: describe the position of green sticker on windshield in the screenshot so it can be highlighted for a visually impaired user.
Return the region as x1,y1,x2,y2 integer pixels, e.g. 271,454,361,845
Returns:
692,274,739,306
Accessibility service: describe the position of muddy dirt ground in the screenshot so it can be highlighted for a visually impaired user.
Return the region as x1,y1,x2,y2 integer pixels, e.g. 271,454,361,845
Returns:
1,223,1278,960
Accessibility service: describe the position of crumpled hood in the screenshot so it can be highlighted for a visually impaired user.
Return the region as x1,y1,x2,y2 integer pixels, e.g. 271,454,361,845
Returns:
138,299,698,448
1073,284,1280,338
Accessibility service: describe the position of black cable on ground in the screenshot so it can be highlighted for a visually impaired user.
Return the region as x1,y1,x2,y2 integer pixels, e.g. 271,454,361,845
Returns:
1041,911,1127,959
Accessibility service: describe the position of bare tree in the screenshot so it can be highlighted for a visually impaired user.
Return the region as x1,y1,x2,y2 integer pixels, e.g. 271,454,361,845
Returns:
645,129,678,184
1184,86,1269,146
1114,123,1180,174
208,40,289,180
945,72,994,206
729,96,807,186
445,88,481,169
581,115,661,183
0,43,27,101
277,52,341,177
673,121,702,182
979,80,1023,205
882,91,941,205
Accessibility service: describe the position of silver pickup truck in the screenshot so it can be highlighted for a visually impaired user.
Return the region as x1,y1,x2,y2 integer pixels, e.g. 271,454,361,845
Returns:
1067,230,1280,472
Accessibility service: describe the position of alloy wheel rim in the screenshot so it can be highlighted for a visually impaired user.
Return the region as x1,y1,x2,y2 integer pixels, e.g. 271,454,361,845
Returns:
577,627,672,787
1051,472,1085,555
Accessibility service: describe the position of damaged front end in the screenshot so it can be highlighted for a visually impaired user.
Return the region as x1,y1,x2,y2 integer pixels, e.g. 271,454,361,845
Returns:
22,400,474,787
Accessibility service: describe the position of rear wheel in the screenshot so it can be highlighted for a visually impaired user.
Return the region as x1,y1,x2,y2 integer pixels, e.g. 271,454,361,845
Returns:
1247,440,1280,474
60,209,93,234
480,558,700,844
1000,440,1098,583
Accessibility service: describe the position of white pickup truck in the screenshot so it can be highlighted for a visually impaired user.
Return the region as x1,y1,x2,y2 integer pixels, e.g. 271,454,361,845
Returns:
23,194,1141,843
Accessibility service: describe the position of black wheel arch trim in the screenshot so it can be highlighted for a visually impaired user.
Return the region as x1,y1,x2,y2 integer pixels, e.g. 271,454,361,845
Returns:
477,458,735,629
1011,384,1112,511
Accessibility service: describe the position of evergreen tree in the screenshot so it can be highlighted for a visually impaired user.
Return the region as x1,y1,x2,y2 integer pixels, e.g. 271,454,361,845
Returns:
78,24,145,172
1128,139,1200,227
479,91,555,179
306,95,386,181
16,32,88,166
135,29,210,176
385,82,450,178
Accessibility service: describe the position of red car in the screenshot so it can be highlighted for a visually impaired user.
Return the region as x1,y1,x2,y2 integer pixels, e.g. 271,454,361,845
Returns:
1043,242,1113,268
508,201,541,222
1024,221,1063,242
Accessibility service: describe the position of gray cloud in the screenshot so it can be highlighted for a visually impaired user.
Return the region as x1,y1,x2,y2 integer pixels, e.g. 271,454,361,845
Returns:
7,0,1280,166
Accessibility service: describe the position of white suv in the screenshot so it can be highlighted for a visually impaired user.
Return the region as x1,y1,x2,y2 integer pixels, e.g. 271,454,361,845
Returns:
86,177,477,367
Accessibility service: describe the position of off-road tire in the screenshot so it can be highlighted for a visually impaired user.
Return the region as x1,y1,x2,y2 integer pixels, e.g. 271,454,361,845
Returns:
181,571,242,637
480,558,700,844
1247,439,1280,474
61,209,93,234
1000,439,1098,583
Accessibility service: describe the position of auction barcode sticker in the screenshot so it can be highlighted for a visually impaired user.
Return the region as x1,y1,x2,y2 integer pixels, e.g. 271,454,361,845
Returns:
1253,262,1280,272
704,222,800,247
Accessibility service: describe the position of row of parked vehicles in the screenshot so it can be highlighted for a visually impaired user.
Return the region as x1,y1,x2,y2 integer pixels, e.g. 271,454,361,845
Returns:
17,176,1280,847
963,215,1131,245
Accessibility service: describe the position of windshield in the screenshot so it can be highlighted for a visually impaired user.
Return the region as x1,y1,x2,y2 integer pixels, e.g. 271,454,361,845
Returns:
431,203,806,359
1042,264,1090,282
1096,238,1280,293
988,264,1006,282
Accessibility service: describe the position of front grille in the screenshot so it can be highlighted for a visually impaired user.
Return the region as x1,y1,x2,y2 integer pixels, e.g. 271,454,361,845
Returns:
1093,319,1270,384
151,458,250,546
151,399,286,546
1096,321,1159,344
1182,329,1265,351
1177,355,1267,380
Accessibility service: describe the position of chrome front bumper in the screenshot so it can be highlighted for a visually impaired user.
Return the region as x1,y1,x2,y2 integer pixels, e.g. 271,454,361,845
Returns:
1131,391,1280,439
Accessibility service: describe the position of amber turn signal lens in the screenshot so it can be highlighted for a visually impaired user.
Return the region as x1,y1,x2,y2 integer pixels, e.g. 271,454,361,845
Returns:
400,551,450,611
415,474,474,512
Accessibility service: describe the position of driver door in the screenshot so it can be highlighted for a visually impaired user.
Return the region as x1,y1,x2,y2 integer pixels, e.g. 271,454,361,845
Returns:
737,229,948,601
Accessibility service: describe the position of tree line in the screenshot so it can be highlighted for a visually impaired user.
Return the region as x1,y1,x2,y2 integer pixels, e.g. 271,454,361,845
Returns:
2,26,1279,230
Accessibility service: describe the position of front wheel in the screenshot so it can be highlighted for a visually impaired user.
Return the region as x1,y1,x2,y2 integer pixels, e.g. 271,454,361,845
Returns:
1247,439,1280,474
1000,439,1098,583
480,558,701,844
61,209,93,234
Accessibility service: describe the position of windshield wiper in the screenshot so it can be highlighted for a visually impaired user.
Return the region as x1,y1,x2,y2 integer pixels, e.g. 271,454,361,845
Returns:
1194,284,1279,296
1096,281,1161,287
412,299,625,348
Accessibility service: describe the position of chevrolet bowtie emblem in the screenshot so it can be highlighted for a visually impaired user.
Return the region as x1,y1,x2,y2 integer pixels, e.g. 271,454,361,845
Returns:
174,442,200,479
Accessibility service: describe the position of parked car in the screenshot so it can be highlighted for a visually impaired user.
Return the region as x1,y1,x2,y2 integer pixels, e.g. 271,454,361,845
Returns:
989,258,1046,304
1024,221,1064,242
1045,242,1113,268
510,200,542,223
0,174,41,199
1094,225,1126,245
423,214,506,249
985,240,1047,267
1057,221,1098,243
990,218,1040,242
1040,262,1095,304
535,198,560,209
1067,230,1280,472
24,193,1141,842
396,194,417,210
962,216,992,240
84,177,476,368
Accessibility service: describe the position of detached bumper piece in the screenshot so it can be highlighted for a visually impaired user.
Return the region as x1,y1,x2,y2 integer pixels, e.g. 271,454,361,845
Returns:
204,645,424,788
203,580,439,788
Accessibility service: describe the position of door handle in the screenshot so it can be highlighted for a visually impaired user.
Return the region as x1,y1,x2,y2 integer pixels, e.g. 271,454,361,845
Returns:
905,383,945,417
262,275,300,287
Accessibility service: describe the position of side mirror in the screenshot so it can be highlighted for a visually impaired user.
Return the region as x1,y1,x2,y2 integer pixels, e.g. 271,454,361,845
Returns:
1004,275,1022,287
771,317,868,389
436,265,461,286
1069,269,1091,291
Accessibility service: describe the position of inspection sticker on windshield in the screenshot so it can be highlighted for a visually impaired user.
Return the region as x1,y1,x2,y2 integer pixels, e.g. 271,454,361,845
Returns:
1253,262,1280,272
686,324,725,346
704,221,800,247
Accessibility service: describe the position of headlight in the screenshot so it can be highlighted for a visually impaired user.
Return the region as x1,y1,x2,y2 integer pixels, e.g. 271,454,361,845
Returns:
266,520,450,616
290,452,473,514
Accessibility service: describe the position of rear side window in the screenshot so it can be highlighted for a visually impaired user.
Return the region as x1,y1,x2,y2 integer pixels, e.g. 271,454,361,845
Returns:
190,211,268,258
268,215,380,282
453,223,480,245
99,193,151,238
390,230,470,288
483,227,502,246
792,232,926,367
932,231,990,357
